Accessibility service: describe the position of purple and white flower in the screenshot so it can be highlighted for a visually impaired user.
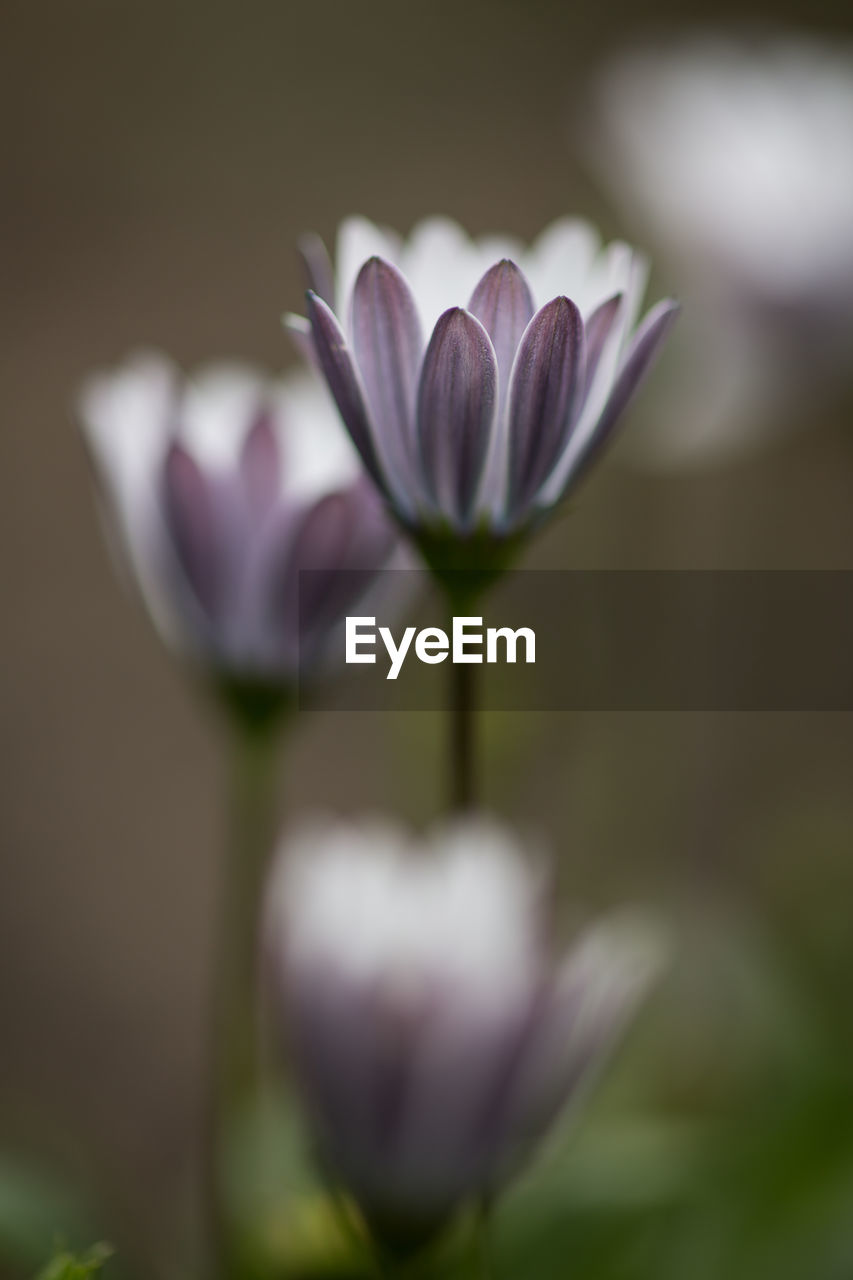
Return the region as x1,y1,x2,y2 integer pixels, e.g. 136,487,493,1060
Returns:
289,216,677,539
265,816,662,1237
589,35,853,466
78,353,397,683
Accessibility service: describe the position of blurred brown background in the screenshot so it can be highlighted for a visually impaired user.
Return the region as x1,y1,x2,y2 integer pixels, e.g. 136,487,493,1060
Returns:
2,0,852,1272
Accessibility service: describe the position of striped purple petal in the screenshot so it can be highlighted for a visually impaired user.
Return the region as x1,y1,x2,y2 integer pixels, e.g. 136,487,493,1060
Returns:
351,257,424,506
507,297,585,516
416,308,497,528
275,486,396,661
581,293,623,402
568,299,680,494
468,260,535,417
162,444,223,621
306,291,386,494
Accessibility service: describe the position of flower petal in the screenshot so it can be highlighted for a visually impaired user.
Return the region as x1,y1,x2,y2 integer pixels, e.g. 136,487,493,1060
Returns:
466,259,532,524
416,308,497,528
77,353,184,642
522,218,600,311
501,914,665,1152
468,260,535,403
267,483,396,662
582,293,623,398
306,291,387,494
162,444,223,621
398,216,484,333
467,261,537,524
77,352,176,548
506,296,585,517
566,299,680,495
336,216,402,321
297,232,336,307
351,257,424,508
282,312,319,369
392,993,542,1209
240,407,281,510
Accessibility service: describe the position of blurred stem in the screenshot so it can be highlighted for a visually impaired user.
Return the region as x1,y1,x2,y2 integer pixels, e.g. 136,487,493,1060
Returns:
449,660,477,812
205,685,290,1276
473,1203,494,1280
446,589,479,812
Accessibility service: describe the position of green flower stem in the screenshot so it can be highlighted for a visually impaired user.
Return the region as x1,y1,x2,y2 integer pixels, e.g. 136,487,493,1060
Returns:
412,523,527,817
205,682,291,1276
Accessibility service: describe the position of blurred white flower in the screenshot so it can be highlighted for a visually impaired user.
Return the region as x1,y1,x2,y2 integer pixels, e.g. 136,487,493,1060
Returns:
589,34,853,466
265,816,662,1239
79,354,398,684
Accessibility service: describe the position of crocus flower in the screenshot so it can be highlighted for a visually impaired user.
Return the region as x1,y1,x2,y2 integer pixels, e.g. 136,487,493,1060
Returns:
78,353,398,687
289,217,677,575
588,35,853,465
265,816,662,1242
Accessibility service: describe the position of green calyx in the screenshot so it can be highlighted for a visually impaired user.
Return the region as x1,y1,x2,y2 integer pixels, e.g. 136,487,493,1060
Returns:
407,522,530,606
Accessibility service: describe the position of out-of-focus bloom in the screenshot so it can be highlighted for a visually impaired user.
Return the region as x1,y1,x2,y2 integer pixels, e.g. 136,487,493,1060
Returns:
78,354,397,685
288,217,677,570
265,816,662,1239
589,35,853,466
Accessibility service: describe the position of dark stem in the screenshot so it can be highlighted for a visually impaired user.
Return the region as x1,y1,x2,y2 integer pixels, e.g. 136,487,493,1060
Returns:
446,588,480,813
204,693,289,1276
449,658,477,812
473,1201,495,1280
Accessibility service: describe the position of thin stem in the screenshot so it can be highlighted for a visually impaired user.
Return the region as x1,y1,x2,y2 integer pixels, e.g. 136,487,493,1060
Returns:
204,698,288,1276
473,1203,495,1280
446,589,480,813
449,658,477,812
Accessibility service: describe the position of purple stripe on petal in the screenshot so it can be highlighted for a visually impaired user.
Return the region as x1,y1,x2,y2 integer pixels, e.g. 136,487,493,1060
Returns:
306,291,387,495
582,293,623,402
351,257,424,501
162,444,222,620
568,299,680,494
283,491,355,638
417,308,498,528
273,486,395,659
298,232,336,307
507,297,585,515
240,407,281,510
468,260,535,415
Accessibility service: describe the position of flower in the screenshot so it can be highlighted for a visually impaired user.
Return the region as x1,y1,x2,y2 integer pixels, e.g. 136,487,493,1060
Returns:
78,353,398,688
289,217,677,565
588,35,853,466
264,816,662,1241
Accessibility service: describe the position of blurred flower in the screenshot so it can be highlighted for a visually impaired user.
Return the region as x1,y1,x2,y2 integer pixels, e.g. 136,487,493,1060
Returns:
264,816,662,1241
589,35,853,466
78,354,398,686
289,217,676,573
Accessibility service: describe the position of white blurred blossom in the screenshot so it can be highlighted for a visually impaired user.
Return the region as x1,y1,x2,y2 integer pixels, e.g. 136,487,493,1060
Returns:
264,816,662,1239
79,354,397,684
589,34,853,466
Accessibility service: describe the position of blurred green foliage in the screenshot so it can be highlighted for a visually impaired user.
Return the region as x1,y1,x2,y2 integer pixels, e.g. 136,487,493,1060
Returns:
0,1162,97,1280
202,902,853,1279
33,1244,111,1280
3,901,852,1280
